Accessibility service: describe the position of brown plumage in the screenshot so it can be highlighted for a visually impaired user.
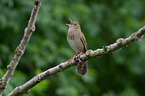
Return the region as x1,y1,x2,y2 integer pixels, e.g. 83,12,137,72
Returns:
66,18,88,76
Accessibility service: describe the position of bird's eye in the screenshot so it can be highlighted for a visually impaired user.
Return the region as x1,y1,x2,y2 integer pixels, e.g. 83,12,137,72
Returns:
74,23,77,25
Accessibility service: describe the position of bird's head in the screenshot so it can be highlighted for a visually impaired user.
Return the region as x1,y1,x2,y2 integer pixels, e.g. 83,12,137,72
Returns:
66,18,80,30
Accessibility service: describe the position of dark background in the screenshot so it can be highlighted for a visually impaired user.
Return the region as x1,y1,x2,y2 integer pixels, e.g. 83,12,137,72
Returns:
0,0,145,96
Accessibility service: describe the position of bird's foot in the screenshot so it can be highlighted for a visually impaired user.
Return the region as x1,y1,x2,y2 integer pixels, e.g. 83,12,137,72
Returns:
68,53,83,64
74,52,83,63
68,54,76,62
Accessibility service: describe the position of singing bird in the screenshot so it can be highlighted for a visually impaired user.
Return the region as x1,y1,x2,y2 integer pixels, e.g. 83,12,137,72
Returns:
66,18,88,76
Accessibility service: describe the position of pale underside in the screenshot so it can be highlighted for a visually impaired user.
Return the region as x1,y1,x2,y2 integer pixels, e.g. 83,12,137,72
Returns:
67,31,85,54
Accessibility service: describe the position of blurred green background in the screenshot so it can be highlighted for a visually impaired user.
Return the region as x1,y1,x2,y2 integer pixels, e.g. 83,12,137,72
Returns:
0,0,145,96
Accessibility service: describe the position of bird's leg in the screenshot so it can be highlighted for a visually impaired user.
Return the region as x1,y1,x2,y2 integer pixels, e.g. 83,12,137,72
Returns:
72,54,76,60
68,52,83,64
68,54,76,62
74,52,83,63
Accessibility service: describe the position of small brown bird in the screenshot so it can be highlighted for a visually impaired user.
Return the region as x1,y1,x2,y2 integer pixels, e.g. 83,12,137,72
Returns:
66,18,88,76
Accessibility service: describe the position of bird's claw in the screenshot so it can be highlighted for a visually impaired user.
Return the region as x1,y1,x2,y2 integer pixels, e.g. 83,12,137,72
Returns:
69,52,83,63
74,52,83,63
68,54,76,62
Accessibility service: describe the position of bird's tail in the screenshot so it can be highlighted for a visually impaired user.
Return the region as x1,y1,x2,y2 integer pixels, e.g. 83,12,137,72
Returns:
77,61,88,76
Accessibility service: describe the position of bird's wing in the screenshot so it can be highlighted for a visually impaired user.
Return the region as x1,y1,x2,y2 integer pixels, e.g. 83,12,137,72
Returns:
80,32,88,52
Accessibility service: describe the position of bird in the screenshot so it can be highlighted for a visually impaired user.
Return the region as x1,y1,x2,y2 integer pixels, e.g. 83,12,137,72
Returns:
66,18,88,76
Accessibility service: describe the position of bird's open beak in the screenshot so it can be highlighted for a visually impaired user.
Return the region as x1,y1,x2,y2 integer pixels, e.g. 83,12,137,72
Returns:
66,18,73,26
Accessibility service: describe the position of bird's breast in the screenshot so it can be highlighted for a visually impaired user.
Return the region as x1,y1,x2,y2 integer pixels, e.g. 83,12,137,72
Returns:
67,31,84,53
67,32,75,40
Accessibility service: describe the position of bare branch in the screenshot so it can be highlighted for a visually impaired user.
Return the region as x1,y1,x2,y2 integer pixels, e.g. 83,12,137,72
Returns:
0,1,41,95
8,26,145,96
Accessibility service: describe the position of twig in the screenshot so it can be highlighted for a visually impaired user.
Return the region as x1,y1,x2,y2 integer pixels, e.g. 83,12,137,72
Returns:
0,1,41,96
8,26,145,96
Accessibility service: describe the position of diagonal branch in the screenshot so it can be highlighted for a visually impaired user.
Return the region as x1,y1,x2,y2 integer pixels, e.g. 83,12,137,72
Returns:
8,26,145,96
0,1,41,95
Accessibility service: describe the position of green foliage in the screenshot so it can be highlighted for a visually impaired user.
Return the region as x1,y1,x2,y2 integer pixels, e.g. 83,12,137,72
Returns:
0,0,145,96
